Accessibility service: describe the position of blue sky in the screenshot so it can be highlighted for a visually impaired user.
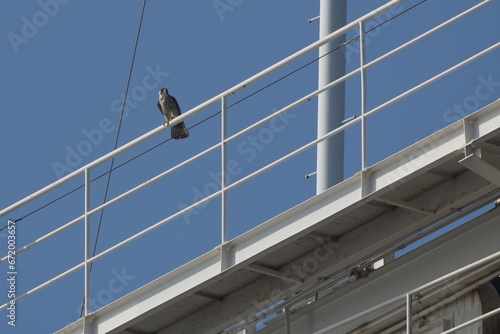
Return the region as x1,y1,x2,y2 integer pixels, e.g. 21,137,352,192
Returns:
0,0,499,333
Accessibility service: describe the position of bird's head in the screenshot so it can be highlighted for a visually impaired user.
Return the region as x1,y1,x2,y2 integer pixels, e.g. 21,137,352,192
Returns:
159,88,169,97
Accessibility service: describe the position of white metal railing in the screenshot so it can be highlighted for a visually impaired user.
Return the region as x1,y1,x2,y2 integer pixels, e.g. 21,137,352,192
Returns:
310,250,500,334
219,190,500,334
0,0,498,325
440,307,500,334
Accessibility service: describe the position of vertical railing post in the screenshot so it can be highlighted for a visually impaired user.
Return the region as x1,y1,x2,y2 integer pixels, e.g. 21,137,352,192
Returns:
84,169,91,321
284,306,291,334
359,21,368,170
221,95,228,245
406,293,413,334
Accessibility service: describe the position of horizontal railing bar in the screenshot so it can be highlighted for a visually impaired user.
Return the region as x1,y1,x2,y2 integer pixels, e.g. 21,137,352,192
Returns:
0,0,406,220
0,172,85,220
0,191,225,312
227,116,360,192
224,0,496,152
225,0,491,151
0,143,223,264
225,69,361,145
440,306,500,334
88,189,223,265
222,3,499,184
0,123,172,220
0,214,84,264
231,38,500,191
219,0,406,100
5,40,493,267
367,41,500,117
364,0,493,72
0,261,84,311
86,142,222,218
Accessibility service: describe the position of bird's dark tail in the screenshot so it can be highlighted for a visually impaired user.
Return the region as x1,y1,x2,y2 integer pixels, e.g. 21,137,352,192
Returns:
171,121,190,139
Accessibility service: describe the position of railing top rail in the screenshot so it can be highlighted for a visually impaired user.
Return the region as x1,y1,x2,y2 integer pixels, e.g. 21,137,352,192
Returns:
2,1,499,332
0,0,407,220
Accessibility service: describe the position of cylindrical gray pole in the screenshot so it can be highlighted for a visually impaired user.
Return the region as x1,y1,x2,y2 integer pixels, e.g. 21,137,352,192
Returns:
317,0,347,194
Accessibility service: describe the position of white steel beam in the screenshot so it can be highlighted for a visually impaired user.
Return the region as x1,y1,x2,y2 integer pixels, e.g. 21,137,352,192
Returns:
160,170,497,334
5,2,500,272
460,151,500,187
55,100,500,334
297,209,500,334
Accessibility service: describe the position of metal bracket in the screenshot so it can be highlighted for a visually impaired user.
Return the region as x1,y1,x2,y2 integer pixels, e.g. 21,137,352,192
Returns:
375,197,435,215
220,242,233,272
83,315,94,334
247,263,303,284
459,147,500,187
361,169,372,198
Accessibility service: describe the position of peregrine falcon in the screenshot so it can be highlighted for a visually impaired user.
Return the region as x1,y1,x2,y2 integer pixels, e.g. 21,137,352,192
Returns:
157,88,190,139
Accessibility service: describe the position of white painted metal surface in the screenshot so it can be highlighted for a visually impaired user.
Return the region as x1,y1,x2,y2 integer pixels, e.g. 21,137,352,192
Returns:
259,208,500,334
0,1,498,333
316,0,346,192
50,99,500,334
